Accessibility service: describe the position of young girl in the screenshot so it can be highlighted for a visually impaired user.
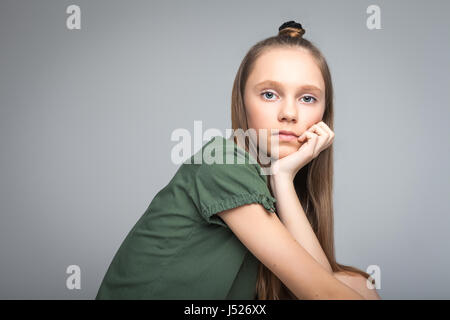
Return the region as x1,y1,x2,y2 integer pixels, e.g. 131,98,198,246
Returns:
96,20,381,300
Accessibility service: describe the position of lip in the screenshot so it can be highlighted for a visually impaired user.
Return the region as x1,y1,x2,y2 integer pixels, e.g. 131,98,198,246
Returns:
274,130,299,142
277,130,299,137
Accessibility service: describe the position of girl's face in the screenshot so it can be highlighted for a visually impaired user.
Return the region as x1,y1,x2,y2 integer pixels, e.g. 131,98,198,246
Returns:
243,47,326,159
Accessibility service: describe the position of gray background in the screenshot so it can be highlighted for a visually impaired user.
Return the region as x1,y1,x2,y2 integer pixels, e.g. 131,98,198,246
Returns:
0,0,449,299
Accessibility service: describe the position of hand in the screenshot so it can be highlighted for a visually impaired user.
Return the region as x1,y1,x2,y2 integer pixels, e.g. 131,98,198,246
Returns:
269,121,335,181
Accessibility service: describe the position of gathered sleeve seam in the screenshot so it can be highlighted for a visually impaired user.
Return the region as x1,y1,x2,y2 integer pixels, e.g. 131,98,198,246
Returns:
200,192,277,221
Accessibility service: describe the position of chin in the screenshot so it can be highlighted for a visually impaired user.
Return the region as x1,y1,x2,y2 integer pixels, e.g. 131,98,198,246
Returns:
268,144,298,159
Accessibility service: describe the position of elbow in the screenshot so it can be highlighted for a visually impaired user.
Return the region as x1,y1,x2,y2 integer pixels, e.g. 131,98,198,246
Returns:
333,271,381,300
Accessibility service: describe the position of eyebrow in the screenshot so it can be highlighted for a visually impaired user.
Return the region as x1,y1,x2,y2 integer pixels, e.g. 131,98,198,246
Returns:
254,80,323,95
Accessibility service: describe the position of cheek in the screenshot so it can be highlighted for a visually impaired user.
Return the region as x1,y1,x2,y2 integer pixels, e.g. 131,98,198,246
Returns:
300,105,326,129
313,106,325,121
245,100,275,130
247,110,273,130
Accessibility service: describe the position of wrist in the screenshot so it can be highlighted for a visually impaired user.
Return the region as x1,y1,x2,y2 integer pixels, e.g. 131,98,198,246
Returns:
269,172,294,194
270,171,293,184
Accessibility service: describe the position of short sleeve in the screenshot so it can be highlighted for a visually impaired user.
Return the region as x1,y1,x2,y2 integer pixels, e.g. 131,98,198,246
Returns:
191,157,277,228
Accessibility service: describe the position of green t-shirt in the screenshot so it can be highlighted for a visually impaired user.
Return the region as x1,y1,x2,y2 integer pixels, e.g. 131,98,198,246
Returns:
95,135,277,300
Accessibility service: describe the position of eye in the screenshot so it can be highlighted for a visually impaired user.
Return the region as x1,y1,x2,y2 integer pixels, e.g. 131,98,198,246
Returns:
301,95,317,104
261,91,278,101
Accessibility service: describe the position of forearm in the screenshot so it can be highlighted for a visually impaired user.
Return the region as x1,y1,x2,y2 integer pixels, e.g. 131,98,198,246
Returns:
270,174,333,274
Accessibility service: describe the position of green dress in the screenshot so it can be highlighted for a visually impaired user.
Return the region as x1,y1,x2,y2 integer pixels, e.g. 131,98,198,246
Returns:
95,135,277,299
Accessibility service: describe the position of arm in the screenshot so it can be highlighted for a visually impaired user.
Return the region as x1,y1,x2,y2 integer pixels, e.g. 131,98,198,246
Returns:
334,271,382,300
271,176,382,299
267,122,375,297
217,203,365,300
270,174,333,273
270,173,381,298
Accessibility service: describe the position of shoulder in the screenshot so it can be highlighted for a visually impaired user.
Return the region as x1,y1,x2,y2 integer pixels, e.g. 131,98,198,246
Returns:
193,135,269,191
184,135,257,165
184,135,277,227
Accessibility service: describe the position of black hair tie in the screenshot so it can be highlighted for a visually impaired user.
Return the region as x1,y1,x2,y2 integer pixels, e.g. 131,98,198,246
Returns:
279,20,303,31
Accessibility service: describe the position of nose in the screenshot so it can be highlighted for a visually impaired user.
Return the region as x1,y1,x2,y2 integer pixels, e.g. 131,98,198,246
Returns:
278,100,298,123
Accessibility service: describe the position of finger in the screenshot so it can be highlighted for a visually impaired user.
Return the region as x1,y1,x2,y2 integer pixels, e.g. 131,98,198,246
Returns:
308,132,323,152
317,121,334,143
316,122,333,145
312,123,333,155
298,130,313,143
298,132,306,142
299,125,314,139
302,131,320,158
308,124,328,154
309,123,327,137
303,131,318,143
298,134,305,143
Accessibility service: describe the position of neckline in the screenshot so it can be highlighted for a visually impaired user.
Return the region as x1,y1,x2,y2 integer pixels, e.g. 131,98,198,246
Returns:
219,135,268,177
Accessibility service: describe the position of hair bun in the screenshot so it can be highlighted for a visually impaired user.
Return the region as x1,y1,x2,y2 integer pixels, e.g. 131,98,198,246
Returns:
278,20,305,37
279,20,302,31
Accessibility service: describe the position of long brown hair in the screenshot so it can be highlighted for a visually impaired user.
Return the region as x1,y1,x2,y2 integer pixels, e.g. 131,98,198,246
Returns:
230,22,375,299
